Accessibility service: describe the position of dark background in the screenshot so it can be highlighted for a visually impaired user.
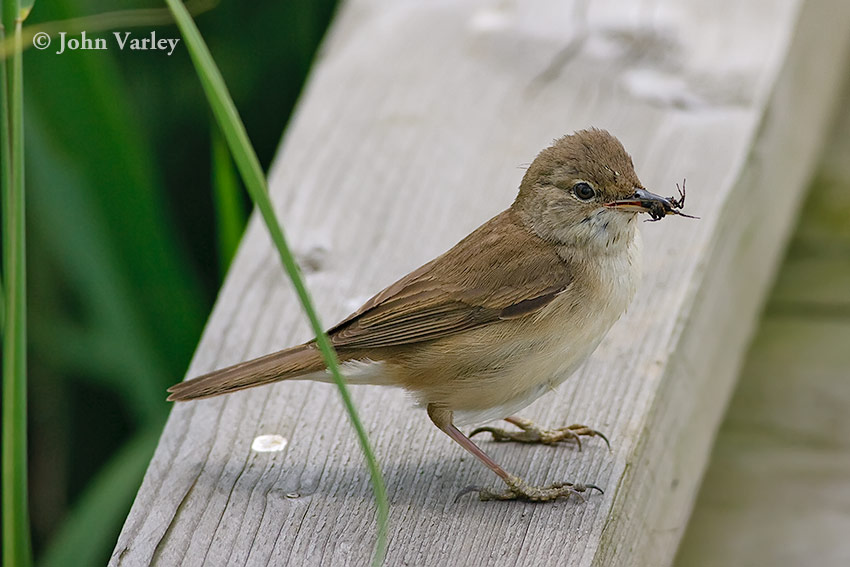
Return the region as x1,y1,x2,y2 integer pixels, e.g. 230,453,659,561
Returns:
23,1,337,563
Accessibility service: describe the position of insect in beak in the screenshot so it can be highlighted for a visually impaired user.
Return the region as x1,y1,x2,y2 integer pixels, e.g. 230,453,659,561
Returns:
604,180,698,221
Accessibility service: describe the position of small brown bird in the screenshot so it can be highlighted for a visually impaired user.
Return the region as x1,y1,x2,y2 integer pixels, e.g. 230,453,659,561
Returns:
168,128,693,502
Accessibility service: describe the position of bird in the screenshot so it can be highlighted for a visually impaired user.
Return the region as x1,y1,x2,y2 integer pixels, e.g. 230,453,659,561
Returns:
167,128,694,502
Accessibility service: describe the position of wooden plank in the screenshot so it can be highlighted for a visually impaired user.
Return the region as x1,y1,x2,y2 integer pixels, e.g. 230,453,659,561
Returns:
111,1,850,565
674,76,850,567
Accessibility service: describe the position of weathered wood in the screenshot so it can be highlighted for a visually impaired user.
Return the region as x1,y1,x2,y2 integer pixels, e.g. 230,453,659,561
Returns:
674,78,850,567
112,0,850,565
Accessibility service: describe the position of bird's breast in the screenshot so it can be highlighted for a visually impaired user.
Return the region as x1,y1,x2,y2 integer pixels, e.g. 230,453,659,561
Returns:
432,235,642,425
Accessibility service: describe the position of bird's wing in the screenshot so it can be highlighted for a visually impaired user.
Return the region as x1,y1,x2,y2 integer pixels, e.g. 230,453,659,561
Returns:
327,210,573,350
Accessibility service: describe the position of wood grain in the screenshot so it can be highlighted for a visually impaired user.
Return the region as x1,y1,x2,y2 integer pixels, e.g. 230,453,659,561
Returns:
111,0,850,565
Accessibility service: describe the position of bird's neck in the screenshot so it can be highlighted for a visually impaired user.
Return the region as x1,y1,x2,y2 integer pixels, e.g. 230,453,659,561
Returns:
517,207,639,260
557,220,643,314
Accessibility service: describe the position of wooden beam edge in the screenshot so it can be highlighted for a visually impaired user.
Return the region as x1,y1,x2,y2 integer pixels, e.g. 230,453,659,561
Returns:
594,1,850,565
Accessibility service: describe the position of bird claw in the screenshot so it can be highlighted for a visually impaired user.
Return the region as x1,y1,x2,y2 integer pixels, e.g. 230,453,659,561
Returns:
470,418,610,452
457,475,604,503
454,485,484,503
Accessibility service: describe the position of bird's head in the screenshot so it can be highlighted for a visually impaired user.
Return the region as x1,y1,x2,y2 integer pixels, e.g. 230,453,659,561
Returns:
513,128,690,251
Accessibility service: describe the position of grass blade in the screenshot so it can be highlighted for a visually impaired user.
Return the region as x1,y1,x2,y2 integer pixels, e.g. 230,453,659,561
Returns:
2,2,33,565
163,1,389,564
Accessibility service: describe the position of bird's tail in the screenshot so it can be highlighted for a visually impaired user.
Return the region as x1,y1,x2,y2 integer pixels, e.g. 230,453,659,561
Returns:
167,343,326,401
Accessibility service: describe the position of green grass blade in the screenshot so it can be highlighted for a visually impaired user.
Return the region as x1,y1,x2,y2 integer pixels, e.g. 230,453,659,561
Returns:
2,4,33,567
163,1,389,563
0,13,7,339
211,119,246,275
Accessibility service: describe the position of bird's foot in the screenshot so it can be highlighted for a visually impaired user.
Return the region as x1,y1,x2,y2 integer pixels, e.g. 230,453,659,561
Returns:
470,416,610,451
457,474,603,503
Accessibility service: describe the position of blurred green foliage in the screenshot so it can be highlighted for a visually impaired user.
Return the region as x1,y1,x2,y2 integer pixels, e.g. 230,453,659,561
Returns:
21,0,337,564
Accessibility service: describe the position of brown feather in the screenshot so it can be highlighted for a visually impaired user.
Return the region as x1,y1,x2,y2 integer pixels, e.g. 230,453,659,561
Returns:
166,344,327,401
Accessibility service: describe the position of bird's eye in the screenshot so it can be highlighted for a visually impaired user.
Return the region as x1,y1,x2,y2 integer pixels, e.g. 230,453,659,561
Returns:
572,182,595,201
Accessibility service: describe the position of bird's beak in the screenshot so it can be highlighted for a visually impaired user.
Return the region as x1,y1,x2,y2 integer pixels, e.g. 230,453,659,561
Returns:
605,188,694,221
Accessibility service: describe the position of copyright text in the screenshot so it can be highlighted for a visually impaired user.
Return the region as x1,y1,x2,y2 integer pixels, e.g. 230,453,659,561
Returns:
33,31,180,56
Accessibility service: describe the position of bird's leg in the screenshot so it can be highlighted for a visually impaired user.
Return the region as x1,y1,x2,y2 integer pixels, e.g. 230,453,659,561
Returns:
427,405,603,502
470,415,610,451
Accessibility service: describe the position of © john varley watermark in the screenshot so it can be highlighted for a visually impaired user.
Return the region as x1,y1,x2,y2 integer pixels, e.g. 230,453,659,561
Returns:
33,31,180,56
